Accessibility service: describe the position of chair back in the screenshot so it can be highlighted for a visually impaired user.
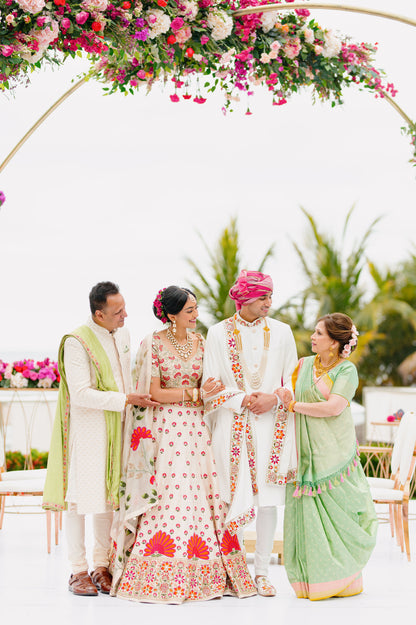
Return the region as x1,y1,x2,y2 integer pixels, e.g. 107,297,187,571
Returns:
390,411,412,475
395,411,416,486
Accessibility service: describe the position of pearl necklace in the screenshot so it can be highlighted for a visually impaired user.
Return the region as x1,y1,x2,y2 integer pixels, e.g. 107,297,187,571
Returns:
314,354,342,378
166,328,194,360
232,314,270,390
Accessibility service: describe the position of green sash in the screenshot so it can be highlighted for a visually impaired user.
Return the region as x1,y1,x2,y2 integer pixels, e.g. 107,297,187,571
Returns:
43,325,122,511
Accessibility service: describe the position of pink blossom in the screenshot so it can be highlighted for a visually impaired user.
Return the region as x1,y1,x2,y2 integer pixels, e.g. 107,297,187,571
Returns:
5,14,15,24
270,41,281,52
283,37,301,60
137,69,146,79
130,78,139,86
16,0,45,14
170,94,180,102
36,16,46,26
1,46,14,57
175,25,192,44
171,17,184,31
314,44,323,55
76,11,90,25
61,17,71,29
200,35,209,45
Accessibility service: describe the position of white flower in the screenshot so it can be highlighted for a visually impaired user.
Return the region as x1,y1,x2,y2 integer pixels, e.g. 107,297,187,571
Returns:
178,0,198,21
302,27,315,44
147,9,171,39
322,30,342,58
81,0,108,12
207,9,233,41
134,2,143,16
38,377,53,388
260,52,270,64
260,10,279,33
16,0,45,14
220,48,235,65
10,373,29,388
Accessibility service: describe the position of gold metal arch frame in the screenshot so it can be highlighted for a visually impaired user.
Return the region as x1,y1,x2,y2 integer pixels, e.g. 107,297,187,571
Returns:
0,3,415,176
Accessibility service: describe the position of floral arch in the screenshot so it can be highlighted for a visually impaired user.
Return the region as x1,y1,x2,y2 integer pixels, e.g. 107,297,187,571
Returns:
0,0,415,199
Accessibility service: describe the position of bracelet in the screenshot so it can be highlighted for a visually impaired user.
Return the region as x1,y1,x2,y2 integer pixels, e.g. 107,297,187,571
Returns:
200,388,205,400
124,397,129,409
185,389,192,401
288,400,297,413
192,388,198,402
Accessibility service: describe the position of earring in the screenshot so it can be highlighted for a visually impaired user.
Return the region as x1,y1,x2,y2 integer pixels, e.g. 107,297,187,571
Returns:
172,319,176,334
329,349,334,358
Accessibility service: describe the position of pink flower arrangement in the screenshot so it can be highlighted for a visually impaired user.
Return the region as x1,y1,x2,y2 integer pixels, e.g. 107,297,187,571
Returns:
0,358,60,388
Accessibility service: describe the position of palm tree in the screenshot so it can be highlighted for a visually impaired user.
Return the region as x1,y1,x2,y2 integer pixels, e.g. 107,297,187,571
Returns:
273,206,381,359
185,217,274,333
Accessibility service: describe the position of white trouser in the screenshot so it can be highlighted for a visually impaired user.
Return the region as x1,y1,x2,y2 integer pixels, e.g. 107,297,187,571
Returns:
66,507,113,574
254,506,277,577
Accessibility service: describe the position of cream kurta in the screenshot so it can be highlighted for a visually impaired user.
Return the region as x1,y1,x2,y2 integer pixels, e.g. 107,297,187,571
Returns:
203,315,298,520
64,317,132,514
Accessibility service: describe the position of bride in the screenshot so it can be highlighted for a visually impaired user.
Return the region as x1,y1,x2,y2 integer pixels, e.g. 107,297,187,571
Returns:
110,286,256,604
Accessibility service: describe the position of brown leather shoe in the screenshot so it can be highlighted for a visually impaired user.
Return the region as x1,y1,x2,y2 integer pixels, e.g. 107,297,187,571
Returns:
68,571,98,596
91,566,112,594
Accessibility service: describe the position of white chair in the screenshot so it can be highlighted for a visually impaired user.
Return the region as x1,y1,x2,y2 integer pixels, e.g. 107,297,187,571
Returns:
366,411,416,561
0,457,61,553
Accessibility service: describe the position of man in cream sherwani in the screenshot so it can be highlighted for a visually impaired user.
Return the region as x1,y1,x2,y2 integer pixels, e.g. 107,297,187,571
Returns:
202,270,297,597
44,282,158,596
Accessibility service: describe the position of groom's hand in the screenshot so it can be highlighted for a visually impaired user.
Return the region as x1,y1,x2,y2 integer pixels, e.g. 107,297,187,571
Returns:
249,392,277,415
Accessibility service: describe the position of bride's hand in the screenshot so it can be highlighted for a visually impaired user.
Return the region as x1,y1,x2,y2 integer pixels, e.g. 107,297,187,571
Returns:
201,377,225,399
274,387,292,404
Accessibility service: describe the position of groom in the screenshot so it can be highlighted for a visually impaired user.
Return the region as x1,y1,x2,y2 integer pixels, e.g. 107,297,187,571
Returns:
202,270,297,596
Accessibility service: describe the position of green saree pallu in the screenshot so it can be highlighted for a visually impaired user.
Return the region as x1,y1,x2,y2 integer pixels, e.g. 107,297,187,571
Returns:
284,356,378,601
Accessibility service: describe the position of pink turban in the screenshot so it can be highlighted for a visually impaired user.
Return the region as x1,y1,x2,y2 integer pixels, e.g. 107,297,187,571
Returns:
229,270,273,311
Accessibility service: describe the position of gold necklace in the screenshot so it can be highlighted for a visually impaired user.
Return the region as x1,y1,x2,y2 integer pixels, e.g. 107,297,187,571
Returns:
232,314,270,390
166,328,194,360
314,354,341,378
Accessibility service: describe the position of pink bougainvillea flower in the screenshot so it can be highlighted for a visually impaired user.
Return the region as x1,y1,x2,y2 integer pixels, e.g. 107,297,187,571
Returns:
170,94,180,102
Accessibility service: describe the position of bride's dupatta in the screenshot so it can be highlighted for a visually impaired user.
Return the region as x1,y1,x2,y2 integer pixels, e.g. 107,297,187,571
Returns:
110,334,158,594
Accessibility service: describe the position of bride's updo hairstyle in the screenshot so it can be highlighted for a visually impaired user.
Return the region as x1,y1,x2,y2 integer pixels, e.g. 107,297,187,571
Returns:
318,313,359,358
153,286,197,323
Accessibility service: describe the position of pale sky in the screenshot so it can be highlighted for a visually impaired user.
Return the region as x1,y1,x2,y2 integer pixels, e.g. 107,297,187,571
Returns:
0,0,415,360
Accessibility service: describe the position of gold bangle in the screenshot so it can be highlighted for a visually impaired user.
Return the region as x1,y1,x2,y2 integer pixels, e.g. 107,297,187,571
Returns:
288,400,297,413
124,397,129,409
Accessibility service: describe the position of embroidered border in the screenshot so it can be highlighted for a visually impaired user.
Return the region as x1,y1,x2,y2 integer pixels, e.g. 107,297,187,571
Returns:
224,317,258,496
227,507,256,536
266,405,290,484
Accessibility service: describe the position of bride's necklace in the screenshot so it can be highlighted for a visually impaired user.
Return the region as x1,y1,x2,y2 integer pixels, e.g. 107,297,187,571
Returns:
314,354,342,378
167,328,194,360
232,314,270,390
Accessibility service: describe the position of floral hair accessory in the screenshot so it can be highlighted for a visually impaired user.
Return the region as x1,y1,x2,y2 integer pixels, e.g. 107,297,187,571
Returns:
153,288,168,324
342,324,359,358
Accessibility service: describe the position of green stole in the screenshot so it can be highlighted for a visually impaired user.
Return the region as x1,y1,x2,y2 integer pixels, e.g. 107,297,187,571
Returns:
43,325,122,511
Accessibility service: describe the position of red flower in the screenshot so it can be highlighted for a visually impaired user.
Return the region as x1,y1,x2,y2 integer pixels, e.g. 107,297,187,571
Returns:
121,0,131,7
157,0,167,6
185,47,194,58
130,426,152,450
182,94,192,100
54,0,65,5
221,530,240,555
167,35,176,44
187,534,210,560
91,21,102,32
144,531,176,557
150,475,155,485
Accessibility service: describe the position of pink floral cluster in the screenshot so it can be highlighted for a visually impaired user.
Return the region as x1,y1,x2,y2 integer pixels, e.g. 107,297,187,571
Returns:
0,358,60,388
153,288,168,324
341,325,359,358
0,191,5,207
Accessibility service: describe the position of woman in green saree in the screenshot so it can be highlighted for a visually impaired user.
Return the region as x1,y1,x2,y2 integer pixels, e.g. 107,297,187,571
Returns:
278,313,377,601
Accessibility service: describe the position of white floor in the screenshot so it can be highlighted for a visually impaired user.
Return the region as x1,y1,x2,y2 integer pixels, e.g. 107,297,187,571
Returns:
0,502,415,625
